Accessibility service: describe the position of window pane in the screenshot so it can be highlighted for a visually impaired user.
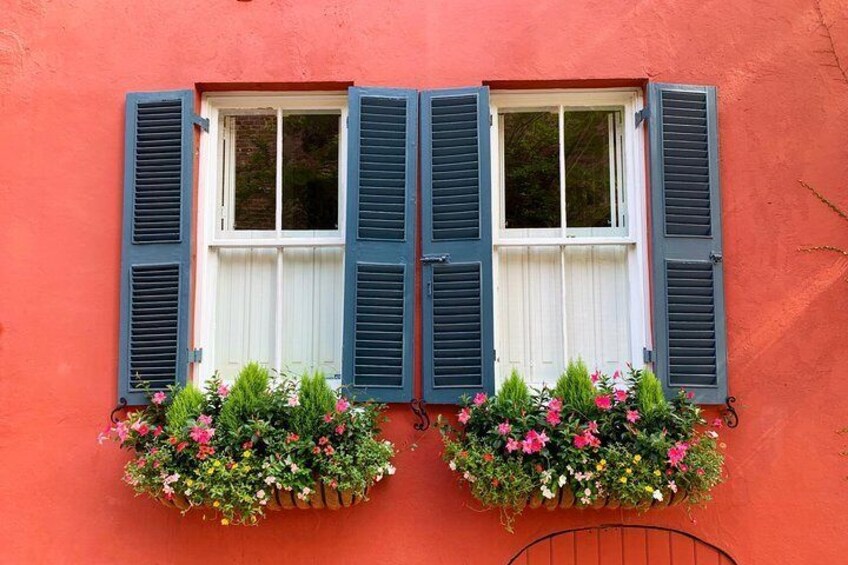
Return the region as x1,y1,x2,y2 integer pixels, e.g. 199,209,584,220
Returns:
503,111,560,229
564,111,615,228
282,114,340,230
232,114,277,230
281,247,343,376
215,248,277,380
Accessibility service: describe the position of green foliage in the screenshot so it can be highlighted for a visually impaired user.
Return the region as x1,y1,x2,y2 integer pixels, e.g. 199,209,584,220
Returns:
165,385,204,435
498,369,530,404
553,358,595,414
293,371,336,436
634,369,668,417
218,363,272,436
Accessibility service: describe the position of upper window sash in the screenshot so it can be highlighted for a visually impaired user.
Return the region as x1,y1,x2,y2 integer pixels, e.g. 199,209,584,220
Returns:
206,93,348,247
490,89,642,247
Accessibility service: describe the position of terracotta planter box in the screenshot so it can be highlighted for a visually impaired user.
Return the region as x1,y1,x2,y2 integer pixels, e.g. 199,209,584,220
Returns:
525,486,688,511
156,481,372,514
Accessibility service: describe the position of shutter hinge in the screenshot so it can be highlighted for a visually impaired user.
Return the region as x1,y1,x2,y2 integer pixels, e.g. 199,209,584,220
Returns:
489,113,493,126
635,107,649,128
192,114,209,132
643,347,654,364
188,348,203,364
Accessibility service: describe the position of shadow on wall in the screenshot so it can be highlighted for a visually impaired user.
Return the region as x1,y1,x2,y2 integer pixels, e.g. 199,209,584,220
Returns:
509,525,737,564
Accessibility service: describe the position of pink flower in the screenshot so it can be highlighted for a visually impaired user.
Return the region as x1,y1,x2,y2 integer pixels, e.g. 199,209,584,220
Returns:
590,370,600,384
521,430,549,454
545,409,561,426
323,413,333,423
217,385,230,398
697,468,705,476
189,425,215,445
473,392,487,406
287,395,300,407
587,421,599,434
335,424,346,435
612,370,621,380
712,418,724,429
153,425,163,437
667,441,690,468
152,392,167,405
505,438,521,453
197,414,213,426
115,421,129,442
336,398,350,413
548,398,563,412
457,408,471,425
131,420,150,436
595,395,612,411
686,391,695,400
614,389,628,403
573,433,590,449
497,421,512,436
626,410,640,423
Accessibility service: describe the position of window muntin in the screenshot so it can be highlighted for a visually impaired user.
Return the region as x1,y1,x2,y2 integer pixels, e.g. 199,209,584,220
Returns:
201,95,348,383
491,90,647,389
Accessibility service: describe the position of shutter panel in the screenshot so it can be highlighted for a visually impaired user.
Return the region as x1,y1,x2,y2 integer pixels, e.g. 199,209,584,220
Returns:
648,83,727,404
342,87,417,402
118,90,196,405
421,87,494,404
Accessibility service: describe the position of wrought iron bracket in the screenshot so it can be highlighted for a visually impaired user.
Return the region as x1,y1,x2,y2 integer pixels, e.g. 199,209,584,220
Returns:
110,397,128,424
410,398,430,431
722,396,739,428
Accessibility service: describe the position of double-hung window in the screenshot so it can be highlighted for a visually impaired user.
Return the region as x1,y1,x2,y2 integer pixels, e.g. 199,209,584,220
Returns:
490,91,649,389
196,94,348,384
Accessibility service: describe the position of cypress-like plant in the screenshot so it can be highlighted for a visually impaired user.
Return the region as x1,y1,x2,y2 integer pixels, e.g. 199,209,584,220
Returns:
553,358,595,414
292,371,336,437
634,369,668,417
165,385,204,434
218,362,272,434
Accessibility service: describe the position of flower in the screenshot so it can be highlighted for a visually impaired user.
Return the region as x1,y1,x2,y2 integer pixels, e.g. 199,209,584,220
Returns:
653,489,664,502
626,409,640,423
505,438,521,453
541,486,555,499
619,476,628,483
590,370,600,383
483,453,494,462
497,421,512,436
667,441,690,468
386,464,396,476
335,424,346,435
545,409,561,426
614,389,628,403
573,433,590,449
323,413,333,423
448,460,457,471
152,391,167,405
336,398,350,413
473,392,487,406
287,395,300,407
521,430,549,454
712,418,724,429
633,454,642,463
594,395,612,410
189,425,215,445
457,408,471,425
547,398,563,412
217,384,230,398
587,421,599,434
221,518,229,526
668,480,678,493
197,414,213,426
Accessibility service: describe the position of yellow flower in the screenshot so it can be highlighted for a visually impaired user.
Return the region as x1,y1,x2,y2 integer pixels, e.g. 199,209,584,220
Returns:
644,486,654,493
212,501,220,508
186,479,194,486
243,450,252,459
619,476,628,484
626,468,632,475
633,455,642,463
206,468,214,475
232,463,238,470
243,465,251,472
596,463,604,471
213,460,221,467
599,459,607,466
221,518,229,526
653,470,662,477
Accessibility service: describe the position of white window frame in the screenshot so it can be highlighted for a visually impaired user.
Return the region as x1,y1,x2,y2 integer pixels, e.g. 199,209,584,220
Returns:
489,89,650,388
193,92,349,386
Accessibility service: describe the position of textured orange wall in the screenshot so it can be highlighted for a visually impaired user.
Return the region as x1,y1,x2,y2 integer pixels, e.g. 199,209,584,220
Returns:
1,1,847,563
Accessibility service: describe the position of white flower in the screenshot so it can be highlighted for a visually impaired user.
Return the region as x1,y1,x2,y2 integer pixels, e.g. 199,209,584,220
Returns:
668,480,678,493
448,460,457,471
463,471,476,483
386,464,396,476
256,489,266,499
290,463,299,473
265,476,277,486
162,485,174,495
653,489,664,502
580,497,591,505
541,486,555,499
184,489,192,496
541,470,553,484
706,430,719,439
558,475,567,487
375,474,383,482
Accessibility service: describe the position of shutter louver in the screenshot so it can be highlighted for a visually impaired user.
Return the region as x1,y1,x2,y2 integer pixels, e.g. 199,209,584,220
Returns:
421,87,494,404
648,83,727,404
119,90,195,405
342,87,417,402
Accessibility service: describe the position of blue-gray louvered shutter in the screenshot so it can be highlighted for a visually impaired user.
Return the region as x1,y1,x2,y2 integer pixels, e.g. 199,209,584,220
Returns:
342,87,417,402
118,90,197,405
420,87,494,404
648,83,727,404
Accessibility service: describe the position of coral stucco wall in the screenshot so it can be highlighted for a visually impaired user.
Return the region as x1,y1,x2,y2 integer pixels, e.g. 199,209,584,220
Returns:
2,1,848,563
